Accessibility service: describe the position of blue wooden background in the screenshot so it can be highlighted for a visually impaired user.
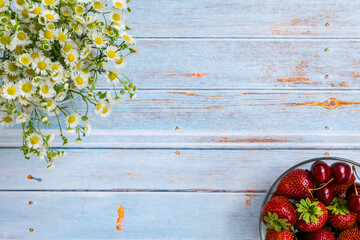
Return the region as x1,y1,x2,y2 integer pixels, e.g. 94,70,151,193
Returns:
2,0,360,239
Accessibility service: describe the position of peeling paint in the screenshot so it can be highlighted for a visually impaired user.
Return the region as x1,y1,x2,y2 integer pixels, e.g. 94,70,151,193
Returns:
245,194,256,206
217,138,287,143
170,92,204,97
287,98,360,109
339,82,348,87
351,72,360,78
241,92,288,95
203,105,223,109
116,205,125,231
278,77,310,83
188,73,207,78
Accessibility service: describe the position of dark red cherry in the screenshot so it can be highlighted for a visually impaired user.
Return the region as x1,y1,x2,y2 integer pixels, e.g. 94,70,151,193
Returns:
346,183,360,197
314,184,335,205
310,161,331,184
348,194,360,213
331,162,351,184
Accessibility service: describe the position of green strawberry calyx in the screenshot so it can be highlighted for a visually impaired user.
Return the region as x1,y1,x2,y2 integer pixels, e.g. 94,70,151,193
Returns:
326,198,350,216
263,212,290,232
296,198,324,224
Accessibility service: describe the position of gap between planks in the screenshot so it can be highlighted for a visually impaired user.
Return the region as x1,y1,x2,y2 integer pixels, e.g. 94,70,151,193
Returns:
0,189,267,193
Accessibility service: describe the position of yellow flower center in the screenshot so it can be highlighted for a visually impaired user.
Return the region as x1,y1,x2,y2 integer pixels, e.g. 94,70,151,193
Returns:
37,61,47,70
107,50,116,58
68,115,76,123
112,13,121,21
44,0,54,5
41,85,49,94
58,33,66,42
22,9,29,18
0,35,10,45
8,62,18,71
46,99,53,107
67,53,75,62
17,0,25,5
108,72,117,80
33,77,41,83
115,58,124,65
63,44,71,52
7,87,17,95
87,22,95,29
115,2,123,8
44,31,53,39
20,57,30,65
76,62,81,69
20,96,27,100
94,37,103,45
96,102,102,110
46,14,55,21
15,46,22,55
75,76,84,85
47,23,55,30
31,52,39,59
102,106,109,114
33,8,41,14
93,2,101,9
3,116,12,123
26,68,34,75
30,136,39,145
0,0,4,8
7,74,17,81
22,83,32,93
51,64,59,71
17,32,26,40
75,6,84,14
123,35,131,41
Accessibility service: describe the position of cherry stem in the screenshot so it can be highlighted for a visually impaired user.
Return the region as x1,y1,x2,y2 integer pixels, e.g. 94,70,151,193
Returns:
352,165,360,180
307,178,334,198
354,183,359,196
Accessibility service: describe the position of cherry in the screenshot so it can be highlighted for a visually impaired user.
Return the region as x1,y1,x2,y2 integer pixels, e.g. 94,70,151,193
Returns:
314,184,335,205
331,162,351,184
348,194,360,212
310,161,331,184
346,182,360,197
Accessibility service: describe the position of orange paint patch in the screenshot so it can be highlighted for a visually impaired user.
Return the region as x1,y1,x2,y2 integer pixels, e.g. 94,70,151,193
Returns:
339,82,348,87
218,138,287,143
351,72,360,78
187,73,207,78
203,105,223,109
245,194,256,206
278,77,310,83
241,92,288,95
170,92,203,97
288,98,360,109
116,205,125,231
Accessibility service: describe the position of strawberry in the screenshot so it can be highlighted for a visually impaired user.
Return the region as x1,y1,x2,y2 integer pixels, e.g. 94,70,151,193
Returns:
332,174,355,197
265,229,294,240
357,212,360,223
301,227,335,240
326,197,357,230
294,198,328,232
261,196,296,231
337,228,360,240
276,169,314,200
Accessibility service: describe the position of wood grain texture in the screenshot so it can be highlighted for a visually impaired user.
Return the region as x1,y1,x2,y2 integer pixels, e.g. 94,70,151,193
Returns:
128,0,360,37
0,192,263,240
120,39,360,89
0,149,357,191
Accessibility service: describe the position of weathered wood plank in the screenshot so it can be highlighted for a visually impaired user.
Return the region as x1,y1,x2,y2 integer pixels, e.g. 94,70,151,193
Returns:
0,192,262,239
115,39,360,89
0,149,357,190
128,0,360,37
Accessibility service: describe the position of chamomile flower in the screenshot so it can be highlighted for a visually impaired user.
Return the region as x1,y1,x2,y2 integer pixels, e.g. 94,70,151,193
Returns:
100,102,112,118
80,45,92,59
121,32,135,45
18,95,31,105
39,29,55,42
0,114,16,127
13,31,31,46
44,99,57,111
26,133,43,149
95,100,105,115
42,0,59,8
110,9,124,23
33,56,51,75
2,73,19,82
105,70,120,85
60,6,72,16
84,123,92,136
17,79,35,97
55,91,67,102
17,53,32,67
29,3,42,17
0,34,12,49
56,28,69,44
113,0,126,9
72,72,88,89
28,48,44,60
31,76,42,87
1,83,19,100
74,4,86,15
105,46,119,60
92,0,106,12
42,9,59,22
4,60,19,75
0,0,10,12
61,42,76,53
16,112,30,123
114,57,127,69
65,113,80,128
91,32,107,48
23,68,36,78
38,83,56,98
64,50,79,66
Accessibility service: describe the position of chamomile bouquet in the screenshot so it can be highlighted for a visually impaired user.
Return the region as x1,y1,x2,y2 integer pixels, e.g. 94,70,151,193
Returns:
0,0,136,167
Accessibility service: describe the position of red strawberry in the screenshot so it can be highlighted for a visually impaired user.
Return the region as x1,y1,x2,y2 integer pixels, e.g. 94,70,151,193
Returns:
332,174,355,197
261,196,296,231
357,212,360,223
326,197,357,230
337,228,360,240
276,169,314,200
294,198,328,232
265,229,294,240
301,227,335,240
